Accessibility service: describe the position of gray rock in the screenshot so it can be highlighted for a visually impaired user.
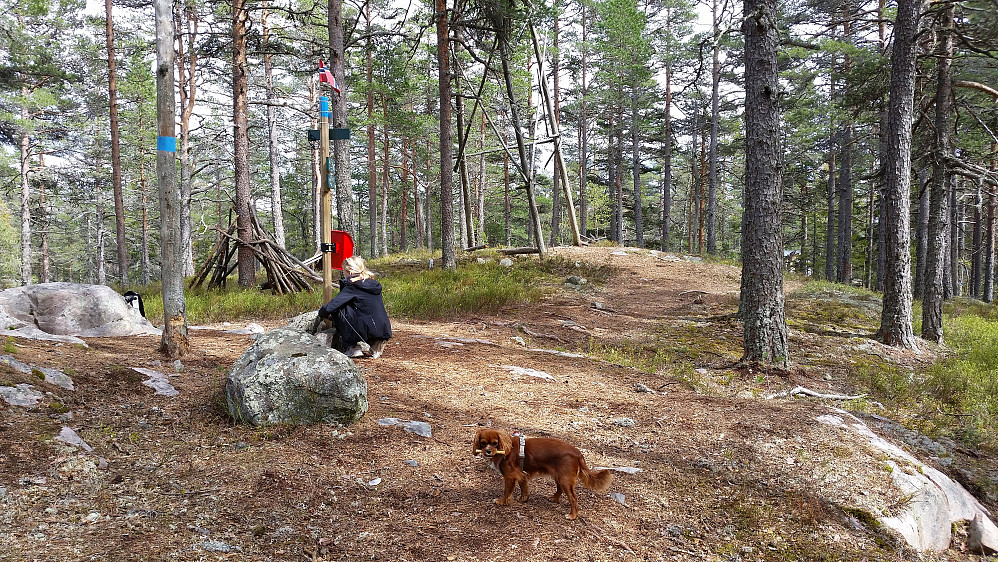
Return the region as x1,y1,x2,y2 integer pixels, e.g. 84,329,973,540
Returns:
225,328,368,426
53,427,93,452
133,368,178,397
969,513,998,555
378,418,432,437
0,283,159,338
565,275,587,287
0,383,44,407
613,417,636,428
0,355,74,390
610,492,628,507
499,258,513,267
817,411,998,553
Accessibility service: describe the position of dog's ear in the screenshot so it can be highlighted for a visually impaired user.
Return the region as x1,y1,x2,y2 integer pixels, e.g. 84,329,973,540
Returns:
499,432,513,455
472,429,483,454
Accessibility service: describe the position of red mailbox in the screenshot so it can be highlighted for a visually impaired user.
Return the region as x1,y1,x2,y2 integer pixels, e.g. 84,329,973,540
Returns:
329,230,354,270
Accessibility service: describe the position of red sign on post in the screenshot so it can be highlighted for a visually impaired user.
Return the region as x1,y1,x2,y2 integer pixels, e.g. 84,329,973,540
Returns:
329,230,354,270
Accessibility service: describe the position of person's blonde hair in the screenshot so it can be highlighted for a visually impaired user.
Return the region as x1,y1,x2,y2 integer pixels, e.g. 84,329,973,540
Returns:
343,256,371,278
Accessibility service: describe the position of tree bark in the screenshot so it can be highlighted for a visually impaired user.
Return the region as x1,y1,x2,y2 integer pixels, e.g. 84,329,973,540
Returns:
922,1,954,343
19,99,32,286
436,0,456,268
176,2,198,278
328,0,355,240
632,90,643,247
263,6,286,249
740,0,788,367
366,1,377,257
155,0,188,357
232,0,254,287
914,168,929,298
706,0,721,255
986,149,997,303
105,0,128,284
877,0,919,349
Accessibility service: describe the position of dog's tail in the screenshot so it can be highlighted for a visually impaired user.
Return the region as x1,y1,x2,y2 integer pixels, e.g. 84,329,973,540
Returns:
578,463,612,492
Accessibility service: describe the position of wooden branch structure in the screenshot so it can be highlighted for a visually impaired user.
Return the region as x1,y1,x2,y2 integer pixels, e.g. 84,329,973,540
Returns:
190,208,321,294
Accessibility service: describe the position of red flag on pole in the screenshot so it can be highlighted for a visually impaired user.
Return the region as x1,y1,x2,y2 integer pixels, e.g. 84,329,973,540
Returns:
318,60,340,93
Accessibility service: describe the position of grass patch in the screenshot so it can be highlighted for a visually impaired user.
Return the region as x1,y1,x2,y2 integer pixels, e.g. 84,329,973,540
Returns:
127,252,616,324
3,337,16,354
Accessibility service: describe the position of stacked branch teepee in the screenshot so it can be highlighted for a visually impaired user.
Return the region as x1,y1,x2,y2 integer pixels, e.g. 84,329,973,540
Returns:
190,208,321,295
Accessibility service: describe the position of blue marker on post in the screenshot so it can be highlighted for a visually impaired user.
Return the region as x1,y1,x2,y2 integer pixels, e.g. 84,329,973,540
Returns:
320,96,331,119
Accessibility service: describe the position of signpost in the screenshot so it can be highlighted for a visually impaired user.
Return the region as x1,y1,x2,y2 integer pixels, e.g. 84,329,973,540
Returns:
313,61,351,304
319,96,333,303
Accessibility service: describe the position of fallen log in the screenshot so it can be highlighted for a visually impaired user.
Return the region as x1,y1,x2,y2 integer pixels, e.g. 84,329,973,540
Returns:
498,247,540,255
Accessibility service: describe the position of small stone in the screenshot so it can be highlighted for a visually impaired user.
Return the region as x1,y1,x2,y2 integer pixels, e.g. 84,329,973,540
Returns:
499,258,513,267
404,460,419,467
173,360,184,373
512,336,526,346
368,478,382,487
634,383,654,393
613,417,636,428
610,492,628,507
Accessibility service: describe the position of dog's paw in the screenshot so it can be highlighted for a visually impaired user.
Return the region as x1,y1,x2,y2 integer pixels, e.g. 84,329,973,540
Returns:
548,495,561,504
516,494,530,503
565,513,578,521
494,498,511,506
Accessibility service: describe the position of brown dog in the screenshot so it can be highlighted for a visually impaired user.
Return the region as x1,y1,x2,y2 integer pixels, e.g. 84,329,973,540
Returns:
473,428,612,520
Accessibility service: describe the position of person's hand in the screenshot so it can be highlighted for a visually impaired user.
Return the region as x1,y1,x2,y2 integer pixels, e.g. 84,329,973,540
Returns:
317,308,329,320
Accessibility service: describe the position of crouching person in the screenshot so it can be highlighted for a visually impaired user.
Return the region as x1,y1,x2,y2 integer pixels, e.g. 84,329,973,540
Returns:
317,256,392,358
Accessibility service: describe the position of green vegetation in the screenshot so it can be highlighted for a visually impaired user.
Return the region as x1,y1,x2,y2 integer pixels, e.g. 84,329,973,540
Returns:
790,282,998,451
3,337,16,354
132,252,616,324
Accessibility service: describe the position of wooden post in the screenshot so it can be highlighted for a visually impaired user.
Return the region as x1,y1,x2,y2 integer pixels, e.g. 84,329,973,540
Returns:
320,96,333,303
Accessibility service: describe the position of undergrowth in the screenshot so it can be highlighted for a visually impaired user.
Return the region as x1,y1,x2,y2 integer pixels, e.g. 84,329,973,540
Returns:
128,251,615,324
793,283,998,450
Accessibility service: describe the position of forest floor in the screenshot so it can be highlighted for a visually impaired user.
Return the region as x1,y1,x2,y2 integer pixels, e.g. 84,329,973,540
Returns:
1,246,995,561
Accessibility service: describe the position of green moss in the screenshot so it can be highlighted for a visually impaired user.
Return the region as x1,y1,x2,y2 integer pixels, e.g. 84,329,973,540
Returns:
3,337,17,354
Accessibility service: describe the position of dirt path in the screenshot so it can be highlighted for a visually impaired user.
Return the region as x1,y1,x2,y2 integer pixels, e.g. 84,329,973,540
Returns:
0,247,982,560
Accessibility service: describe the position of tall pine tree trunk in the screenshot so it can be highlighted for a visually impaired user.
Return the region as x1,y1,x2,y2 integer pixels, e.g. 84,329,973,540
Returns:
436,0,456,268
366,2,377,256
329,0,355,239
105,0,128,284
155,0,188,357
740,0,788,367
706,0,721,255
232,0,254,287
877,0,919,349
19,100,32,286
922,1,954,343
263,6,285,248
176,3,198,277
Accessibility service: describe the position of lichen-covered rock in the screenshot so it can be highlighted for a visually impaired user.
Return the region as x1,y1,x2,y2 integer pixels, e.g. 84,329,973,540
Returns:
225,328,367,426
0,283,159,338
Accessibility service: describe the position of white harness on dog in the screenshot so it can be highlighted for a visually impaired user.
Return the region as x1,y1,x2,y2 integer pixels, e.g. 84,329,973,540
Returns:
513,431,525,471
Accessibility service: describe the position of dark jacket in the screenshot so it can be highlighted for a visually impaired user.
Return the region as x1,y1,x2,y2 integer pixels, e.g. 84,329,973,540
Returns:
319,276,392,349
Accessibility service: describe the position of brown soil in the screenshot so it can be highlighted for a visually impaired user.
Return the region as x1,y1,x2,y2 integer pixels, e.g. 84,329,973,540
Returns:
0,246,991,561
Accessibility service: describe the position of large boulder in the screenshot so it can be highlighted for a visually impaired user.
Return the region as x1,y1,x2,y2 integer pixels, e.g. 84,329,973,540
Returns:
0,283,159,339
817,410,998,553
225,328,367,426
